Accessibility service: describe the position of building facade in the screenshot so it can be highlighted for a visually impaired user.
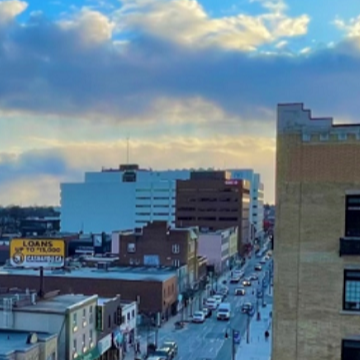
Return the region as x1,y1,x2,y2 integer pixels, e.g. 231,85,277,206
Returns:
273,103,360,360
229,169,264,236
118,221,198,285
61,166,262,236
198,227,238,273
0,267,178,317
175,171,250,254
61,165,190,233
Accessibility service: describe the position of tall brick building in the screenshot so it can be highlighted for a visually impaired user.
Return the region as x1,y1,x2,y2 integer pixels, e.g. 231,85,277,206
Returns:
175,171,250,254
273,103,360,360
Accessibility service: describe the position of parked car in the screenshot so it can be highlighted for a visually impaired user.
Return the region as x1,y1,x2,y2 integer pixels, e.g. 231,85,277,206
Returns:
192,311,206,323
206,297,218,310
254,264,262,271
216,302,231,321
249,273,258,281
230,276,241,283
202,307,211,318
241,302,255,315
242,279,251,287
234,288,246,296
260,258,267,264
162,341,178,357
152,347,173,360
219,286,229,295
213,295,223,305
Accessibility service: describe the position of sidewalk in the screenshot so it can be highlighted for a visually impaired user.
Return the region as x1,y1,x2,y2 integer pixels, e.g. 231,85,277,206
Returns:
236,298,272,360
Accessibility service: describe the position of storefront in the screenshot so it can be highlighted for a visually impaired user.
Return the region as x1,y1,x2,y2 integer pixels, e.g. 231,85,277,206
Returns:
98,333,113,360
76,347,101,360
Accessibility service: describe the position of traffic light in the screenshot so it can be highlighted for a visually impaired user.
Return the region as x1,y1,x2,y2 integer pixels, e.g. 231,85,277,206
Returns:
96,306,104,331
116,306,122,325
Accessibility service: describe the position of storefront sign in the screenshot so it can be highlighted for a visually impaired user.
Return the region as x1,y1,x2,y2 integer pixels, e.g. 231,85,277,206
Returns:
76,347,100,360
98,333,112,355
10,239,65,268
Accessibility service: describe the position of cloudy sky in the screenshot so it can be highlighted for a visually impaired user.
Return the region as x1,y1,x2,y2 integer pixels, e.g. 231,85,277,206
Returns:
0,0,359,206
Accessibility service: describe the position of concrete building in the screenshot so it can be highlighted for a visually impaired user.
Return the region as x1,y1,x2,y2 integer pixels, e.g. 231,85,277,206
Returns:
118,300,137,350
198,227,238,273
60,164,190,233
229,169,264,236
117,221,198,286
0,290,98,360
0,266,178,317
0,330,57,360
273,103,360,360
175,171,250,254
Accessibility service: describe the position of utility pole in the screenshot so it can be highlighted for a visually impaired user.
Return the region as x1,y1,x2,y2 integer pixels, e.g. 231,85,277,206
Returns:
246,314,251,344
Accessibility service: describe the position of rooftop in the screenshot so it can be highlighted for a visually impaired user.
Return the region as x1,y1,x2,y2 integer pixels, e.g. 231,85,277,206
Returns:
0,293,97,314
0,265,177,282
0,330,57,356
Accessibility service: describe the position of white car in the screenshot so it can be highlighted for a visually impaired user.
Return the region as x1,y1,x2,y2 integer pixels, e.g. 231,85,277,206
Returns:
206,298,218,310
213,295,223,306
192,311,205,323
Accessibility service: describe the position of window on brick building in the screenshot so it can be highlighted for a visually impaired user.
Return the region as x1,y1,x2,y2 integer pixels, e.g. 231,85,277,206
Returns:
343,270,360,311
342,339,360,360
345,195,360,237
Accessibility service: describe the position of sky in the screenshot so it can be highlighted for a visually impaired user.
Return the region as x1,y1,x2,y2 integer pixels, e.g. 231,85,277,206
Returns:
0,0,360,206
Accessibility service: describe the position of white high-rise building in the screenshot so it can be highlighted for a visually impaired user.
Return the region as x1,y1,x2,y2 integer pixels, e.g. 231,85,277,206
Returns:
60,165,190,233
228,169,264,235
61,165,264,234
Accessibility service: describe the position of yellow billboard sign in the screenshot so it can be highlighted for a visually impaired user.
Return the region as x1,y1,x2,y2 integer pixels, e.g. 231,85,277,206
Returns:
10,239,65,268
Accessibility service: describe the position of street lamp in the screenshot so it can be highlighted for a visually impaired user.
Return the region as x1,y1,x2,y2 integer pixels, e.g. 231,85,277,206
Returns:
225,328,240,360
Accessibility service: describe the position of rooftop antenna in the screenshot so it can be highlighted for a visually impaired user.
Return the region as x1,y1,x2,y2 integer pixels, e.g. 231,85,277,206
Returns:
126,136,130,165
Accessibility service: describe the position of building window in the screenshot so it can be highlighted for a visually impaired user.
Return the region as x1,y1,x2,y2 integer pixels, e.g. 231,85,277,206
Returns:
82,308,87,327
172,259,180,267
342,339,360,359
343,270,360,311
127,243,136,253
127,312,130,321
172,244,180,254
82,334,86,352
122,315,126,324
73,339,77,357
73,313,78,332
345,195,360,237
108,315,111,328
89,306,93,324
89,329,94,347
113,312,116,325
132,310,135,318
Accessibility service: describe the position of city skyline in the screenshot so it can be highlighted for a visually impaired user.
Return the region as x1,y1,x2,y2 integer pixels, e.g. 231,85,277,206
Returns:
1,0,360,205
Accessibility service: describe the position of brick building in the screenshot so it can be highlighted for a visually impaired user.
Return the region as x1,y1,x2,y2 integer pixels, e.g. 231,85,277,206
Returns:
175,171,250,254
273,103,360,360
118,222,199,285
0,266,178,317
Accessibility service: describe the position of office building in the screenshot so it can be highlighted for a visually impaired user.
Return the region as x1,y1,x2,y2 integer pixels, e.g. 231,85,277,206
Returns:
198,227,238,273
0,266,178,316
117,221,198,286
175,171,250,254
60,164,190,233
229,169,264,236
273,103,360,360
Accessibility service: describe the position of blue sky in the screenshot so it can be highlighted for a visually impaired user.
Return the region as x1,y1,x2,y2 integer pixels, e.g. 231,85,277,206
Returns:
0,0,360,205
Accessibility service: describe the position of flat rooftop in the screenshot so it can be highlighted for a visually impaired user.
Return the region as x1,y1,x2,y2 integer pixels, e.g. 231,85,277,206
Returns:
0,294,96,314
0,266,177,282
0,330,57,356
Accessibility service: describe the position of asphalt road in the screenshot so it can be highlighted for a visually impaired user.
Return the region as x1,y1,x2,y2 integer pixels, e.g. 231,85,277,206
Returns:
142,252,273,360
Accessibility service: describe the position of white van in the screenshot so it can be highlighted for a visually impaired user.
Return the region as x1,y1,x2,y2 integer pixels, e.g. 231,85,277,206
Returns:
216,302,231,321
206,297,218,310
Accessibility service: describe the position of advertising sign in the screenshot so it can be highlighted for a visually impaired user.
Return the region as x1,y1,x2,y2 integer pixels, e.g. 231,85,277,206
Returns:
10,239,65,268
225,180,238,185
98,333,112,355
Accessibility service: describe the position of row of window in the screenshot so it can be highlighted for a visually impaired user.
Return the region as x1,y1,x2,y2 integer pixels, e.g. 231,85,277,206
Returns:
127,243,189,254
177,216,239,222
136,212,175,216
136,197,176,200
72,306,93,332
136,204,174,208
73,331,94,358
177,207,239,212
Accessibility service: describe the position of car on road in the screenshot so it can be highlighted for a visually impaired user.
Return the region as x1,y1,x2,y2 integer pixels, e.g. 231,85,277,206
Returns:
206,297,218,310
146,356,165,360
162,341,178,357
213,294,223,305
234,288,246,296
192,311,206,323
152,347,173,360
242,278,251,286
254,264,262,271
230,276,241,283
257,289,263,298
216,302,231,321
219,286,229,295
202,307,211,318
249,274,258,281
260,258,267,264
241,302,255,315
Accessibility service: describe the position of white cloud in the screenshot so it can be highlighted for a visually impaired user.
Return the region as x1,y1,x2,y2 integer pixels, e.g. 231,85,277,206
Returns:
115,0,310,50
334,16,360,38
58,8,115,44
0,0,27,24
